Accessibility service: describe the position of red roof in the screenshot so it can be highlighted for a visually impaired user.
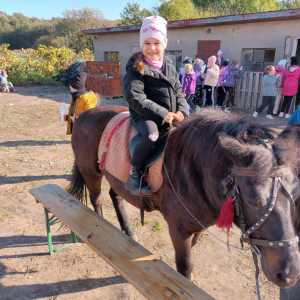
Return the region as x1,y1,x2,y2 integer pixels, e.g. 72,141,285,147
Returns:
83,9,300,35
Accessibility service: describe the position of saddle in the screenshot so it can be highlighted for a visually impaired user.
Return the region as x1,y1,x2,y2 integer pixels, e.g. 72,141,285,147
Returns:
98,112,168,193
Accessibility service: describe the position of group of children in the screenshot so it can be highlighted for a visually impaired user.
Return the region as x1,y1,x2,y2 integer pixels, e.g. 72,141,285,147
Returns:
253,56,300,119
181,55,243,114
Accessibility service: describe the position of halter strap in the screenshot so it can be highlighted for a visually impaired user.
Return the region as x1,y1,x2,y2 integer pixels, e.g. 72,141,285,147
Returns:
227,165,297,249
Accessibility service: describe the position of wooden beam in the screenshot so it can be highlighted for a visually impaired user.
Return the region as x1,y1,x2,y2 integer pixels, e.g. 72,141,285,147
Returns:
29,184,215,300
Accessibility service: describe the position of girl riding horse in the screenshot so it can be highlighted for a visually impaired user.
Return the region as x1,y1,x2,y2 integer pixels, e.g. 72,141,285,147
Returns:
123,16,189,196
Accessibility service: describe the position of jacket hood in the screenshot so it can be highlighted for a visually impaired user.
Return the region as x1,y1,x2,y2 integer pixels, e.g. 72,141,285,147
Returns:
275,65,286,72
229,64,238,71
126,54,172,72
288,65,299,72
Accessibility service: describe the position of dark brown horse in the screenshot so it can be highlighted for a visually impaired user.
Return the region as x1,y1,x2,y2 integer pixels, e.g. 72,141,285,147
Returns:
69,106,300,288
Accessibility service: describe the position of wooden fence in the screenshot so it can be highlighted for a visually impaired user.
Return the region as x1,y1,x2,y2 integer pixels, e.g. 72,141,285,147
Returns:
234,71,264,110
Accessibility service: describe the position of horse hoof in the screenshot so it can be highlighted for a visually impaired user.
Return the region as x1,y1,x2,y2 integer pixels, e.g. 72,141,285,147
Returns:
130,234,139,242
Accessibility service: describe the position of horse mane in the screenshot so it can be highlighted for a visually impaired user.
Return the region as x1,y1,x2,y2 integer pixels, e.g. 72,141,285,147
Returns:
168,109,296,176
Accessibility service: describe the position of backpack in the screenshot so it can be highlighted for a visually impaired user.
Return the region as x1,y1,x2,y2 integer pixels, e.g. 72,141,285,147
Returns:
220,66,230,86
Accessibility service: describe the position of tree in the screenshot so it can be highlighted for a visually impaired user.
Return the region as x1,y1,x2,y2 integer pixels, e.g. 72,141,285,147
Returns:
119,2,153,26
192,0,278,16
277,0,300,9
156,0,201,21
56,7,118,52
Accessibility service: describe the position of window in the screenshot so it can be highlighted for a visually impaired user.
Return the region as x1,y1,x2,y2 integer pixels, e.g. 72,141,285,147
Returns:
164,51,182,73
104,52,120,62
242,49,276,72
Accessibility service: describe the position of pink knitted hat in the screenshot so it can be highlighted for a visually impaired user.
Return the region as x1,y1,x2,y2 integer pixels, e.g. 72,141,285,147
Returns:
140,16,168,49
208,56,217,64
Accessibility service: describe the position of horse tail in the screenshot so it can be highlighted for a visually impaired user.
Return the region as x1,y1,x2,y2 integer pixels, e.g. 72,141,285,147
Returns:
68,161,88,205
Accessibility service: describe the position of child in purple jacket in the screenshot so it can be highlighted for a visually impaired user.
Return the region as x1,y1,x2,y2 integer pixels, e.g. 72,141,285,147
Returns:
182,64,200,114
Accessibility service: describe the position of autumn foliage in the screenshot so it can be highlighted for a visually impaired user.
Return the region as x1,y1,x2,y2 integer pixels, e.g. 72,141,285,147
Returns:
0,44,94,85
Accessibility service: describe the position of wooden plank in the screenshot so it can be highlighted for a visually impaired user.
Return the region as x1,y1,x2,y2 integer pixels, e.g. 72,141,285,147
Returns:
257,73,264,107
246,73,253,109
234,78,241,107
241,72,248,108
29,184,215,300
252,72,260,109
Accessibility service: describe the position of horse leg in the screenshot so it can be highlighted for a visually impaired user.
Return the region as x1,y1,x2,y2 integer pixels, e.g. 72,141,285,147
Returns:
169,228,194,280
191,233,201,248
109,188,138,241
84,174,104,217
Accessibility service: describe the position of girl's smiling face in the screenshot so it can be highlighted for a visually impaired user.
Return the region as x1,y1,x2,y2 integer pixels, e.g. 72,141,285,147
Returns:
142,38,164,61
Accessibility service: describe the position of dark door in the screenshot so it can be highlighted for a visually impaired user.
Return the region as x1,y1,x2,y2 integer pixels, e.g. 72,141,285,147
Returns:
197,40,221,64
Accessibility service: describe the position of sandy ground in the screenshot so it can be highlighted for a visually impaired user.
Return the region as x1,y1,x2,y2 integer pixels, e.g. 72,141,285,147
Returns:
0,85,291,300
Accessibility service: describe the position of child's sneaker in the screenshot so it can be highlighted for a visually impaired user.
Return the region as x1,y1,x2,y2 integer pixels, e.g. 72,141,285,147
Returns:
285,113,291,119
224,108,230,113
279,112,284,118
195,106,201,115
253,111,258,117
266,114,273,119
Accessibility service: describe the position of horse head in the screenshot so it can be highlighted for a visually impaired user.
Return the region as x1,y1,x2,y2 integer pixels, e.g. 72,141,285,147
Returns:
218,132,300,288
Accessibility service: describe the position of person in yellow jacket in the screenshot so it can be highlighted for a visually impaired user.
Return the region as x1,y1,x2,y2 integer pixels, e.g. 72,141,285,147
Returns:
64,72,97,135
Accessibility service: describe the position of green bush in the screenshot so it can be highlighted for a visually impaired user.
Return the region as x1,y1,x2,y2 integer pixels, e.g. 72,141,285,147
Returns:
0,43,94,85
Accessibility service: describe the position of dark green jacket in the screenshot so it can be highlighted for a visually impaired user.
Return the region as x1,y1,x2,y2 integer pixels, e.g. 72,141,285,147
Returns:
123,55,189,125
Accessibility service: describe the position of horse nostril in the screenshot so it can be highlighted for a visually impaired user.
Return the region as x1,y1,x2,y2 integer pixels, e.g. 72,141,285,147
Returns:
277,272,291,284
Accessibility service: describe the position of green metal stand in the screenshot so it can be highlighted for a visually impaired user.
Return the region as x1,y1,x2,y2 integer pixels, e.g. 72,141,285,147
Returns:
44,207,77,255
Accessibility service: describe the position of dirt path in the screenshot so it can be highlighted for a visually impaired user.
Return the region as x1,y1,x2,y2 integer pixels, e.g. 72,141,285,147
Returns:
0,85,289,300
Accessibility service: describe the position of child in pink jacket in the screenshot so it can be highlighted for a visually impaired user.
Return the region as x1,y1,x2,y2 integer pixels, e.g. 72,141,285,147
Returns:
279,57,300,119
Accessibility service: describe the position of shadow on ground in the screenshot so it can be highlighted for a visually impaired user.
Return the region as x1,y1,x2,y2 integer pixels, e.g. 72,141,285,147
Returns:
0,175,71,185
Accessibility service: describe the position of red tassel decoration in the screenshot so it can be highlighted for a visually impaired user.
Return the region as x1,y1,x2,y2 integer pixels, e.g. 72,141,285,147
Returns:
216,196,235,250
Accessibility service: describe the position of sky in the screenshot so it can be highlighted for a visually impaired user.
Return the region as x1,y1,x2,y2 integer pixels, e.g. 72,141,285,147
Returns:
1,0,158,20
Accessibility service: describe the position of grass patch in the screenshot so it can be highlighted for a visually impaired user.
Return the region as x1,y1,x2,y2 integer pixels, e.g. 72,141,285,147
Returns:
3,212,9,217
133,222,141,229
42,136,53,141
144,219,150,225
153,222,163,232
0,146,9,152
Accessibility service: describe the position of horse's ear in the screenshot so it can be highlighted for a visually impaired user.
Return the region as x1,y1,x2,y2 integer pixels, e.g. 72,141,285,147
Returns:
218,133,254,167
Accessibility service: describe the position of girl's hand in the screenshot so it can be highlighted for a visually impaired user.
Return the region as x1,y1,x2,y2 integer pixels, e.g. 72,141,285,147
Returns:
183,94,186,97
70,114,76,122
174,111,184,122
276,74,282,78
164,112,175,124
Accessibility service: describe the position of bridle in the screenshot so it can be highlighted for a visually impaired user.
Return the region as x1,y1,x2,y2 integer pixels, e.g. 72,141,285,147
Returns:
222,164,299,256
